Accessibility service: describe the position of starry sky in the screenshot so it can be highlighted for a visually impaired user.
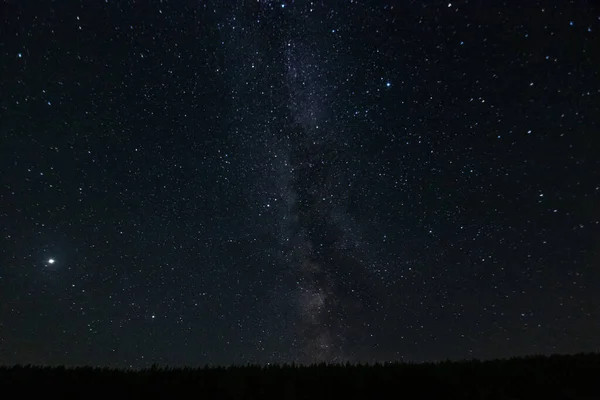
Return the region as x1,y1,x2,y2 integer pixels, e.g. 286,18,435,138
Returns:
1,0,599,368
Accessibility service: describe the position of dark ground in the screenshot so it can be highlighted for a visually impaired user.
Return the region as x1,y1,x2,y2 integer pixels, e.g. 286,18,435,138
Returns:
1,352,599,399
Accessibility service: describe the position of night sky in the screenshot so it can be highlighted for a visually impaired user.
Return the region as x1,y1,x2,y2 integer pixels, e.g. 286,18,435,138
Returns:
1,0,599,369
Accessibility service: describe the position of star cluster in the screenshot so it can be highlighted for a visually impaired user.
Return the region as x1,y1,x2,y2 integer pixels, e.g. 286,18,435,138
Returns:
1,0,599,368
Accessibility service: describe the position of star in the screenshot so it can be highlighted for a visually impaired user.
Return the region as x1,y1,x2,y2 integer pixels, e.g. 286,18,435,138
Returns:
47,258,55,264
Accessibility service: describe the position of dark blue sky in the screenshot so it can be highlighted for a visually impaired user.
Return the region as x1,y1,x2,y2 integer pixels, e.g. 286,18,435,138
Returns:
1,0,599,368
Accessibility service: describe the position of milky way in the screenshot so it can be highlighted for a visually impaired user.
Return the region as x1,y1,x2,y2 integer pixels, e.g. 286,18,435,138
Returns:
266,8,372,362
222,1,378,362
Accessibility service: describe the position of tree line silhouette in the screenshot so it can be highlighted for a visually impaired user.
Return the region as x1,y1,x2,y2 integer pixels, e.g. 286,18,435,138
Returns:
1,352,598,399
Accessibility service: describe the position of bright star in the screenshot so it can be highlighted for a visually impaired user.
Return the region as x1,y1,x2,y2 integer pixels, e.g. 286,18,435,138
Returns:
48,258,55,264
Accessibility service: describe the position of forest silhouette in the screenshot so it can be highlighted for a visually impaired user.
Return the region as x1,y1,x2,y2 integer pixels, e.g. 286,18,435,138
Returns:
1,352,599,399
